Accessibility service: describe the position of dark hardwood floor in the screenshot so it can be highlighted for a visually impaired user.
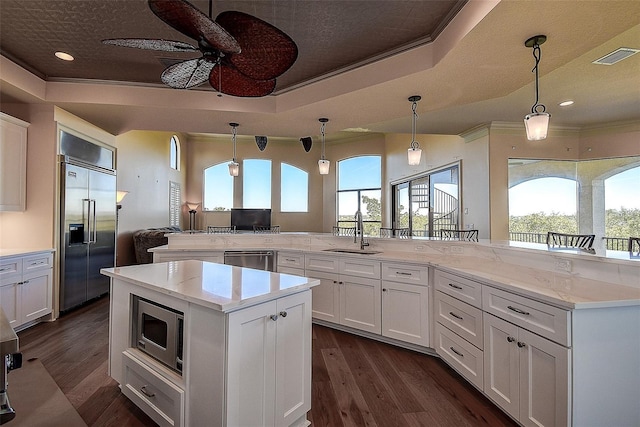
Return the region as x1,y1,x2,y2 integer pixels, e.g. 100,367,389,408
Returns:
16,297,516,427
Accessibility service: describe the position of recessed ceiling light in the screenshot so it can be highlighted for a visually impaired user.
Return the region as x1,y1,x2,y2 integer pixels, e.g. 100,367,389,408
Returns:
559,100,574,107
55,51,74,61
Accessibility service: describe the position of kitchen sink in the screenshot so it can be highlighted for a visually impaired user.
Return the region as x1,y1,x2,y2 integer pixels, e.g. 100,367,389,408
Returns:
322,248,381,255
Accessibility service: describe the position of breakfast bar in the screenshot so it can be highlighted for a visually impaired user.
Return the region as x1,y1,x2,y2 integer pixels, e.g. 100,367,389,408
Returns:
101,260,319,427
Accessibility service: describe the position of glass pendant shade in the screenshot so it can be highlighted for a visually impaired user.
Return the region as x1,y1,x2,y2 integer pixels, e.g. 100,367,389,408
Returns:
318,159,330,175
228,161,239,176
407,147,422,165
524,112,551,141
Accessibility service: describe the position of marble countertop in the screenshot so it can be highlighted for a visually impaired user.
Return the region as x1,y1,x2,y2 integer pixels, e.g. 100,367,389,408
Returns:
0,248,55,258
101,260,319,313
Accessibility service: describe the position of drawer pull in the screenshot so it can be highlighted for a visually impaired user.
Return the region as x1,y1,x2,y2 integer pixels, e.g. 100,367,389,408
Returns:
270,314,278,321
517,341,527,348
140,385,155,398
507,305,530,316
285,258,296,262
450,347,464,357
449,311,463,321
279,311,288,318
507,336,516,343
30,261,45,266
396,271,412,276
382,288,387,292
0,267,11,272
448,283,463,290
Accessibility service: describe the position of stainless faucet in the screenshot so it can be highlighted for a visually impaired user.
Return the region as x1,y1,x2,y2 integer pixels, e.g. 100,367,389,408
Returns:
354,210,369,250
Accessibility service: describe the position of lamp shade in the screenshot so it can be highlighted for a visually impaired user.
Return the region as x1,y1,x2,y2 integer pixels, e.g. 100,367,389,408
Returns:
186,202,199,211
116,190,129,204
228,161,239,176
318,159,330,175
524,112,551,141
407,147,422,165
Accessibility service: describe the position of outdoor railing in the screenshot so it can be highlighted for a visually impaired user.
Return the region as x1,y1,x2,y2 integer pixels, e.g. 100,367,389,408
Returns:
509,233,632,251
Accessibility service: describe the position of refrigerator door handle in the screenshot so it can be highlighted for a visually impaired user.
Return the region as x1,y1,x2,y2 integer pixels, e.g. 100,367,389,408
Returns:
90,199,97,243
83,198,91,244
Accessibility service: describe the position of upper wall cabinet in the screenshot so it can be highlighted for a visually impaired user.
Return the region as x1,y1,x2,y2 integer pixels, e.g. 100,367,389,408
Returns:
0,113,29,211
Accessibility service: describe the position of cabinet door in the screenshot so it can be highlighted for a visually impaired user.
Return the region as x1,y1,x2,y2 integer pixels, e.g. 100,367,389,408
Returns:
227,300,277,427
0,115,28,211
483,313,519,419
340,275,381,334
21,268,53,323
382,281,429,346
275,291,312,427
306,270,340,323
0,281,20,327
518,329,570,427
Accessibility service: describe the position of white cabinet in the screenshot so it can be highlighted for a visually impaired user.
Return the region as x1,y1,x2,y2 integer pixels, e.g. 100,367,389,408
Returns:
381,262,429,346
277,251,305,276
483,312,570,427
153,250,224,264
0,113,28,211
0,251,53,329
305,254,381,334
227,291,311,427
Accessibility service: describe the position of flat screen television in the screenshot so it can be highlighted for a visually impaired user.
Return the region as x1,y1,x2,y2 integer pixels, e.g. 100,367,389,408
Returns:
231,208,271,231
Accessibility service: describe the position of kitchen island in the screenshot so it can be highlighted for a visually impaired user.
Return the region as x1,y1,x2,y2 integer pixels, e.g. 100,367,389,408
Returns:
101,260,319,427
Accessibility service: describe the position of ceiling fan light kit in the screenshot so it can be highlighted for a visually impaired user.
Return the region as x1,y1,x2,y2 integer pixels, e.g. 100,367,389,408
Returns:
103,0,298,97
407,95,422,166
524,34,551,141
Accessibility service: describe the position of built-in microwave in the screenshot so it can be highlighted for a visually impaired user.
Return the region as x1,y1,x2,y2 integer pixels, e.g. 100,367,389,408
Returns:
132,295,184,374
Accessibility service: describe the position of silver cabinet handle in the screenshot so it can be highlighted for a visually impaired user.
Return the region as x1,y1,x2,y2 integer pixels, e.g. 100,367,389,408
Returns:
507,305,530,316
285,258,296,262
517,341,526,348
507,336,516,343
449,311,463,320
279,311,287,318
140,385,155,398
448,283,463,290
0,267,10,272
270,314,278,321
22,280,29,285
396,271,412,276
450,347,464,357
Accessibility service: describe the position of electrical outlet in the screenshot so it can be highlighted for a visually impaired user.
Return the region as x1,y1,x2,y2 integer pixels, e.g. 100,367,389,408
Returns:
554,259,572,273
451,246,464,254
264,237,273,243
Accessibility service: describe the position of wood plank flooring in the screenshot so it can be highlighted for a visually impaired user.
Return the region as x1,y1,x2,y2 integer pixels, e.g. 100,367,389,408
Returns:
16,297,517,427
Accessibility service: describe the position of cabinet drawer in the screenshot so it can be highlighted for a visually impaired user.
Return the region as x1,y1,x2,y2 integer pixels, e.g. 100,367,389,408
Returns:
434,270,482,308
278,251,304,269
122,351,184,427
0,258,21,279
278,266,305,276
22,252,53,273
340,258,380,279
382,262,428,285
305,255,339,273
482,286,571,346
435,291,483,349
435,323,484,390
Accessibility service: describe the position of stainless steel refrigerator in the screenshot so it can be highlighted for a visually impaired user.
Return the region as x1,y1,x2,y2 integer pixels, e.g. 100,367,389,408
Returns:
59,157,116,312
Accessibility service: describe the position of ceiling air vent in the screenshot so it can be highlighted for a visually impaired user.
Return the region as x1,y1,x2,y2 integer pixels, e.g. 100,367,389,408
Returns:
592,47,639,65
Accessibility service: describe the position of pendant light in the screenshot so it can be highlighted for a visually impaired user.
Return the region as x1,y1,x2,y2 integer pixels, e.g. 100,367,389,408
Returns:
407,96,422,165
228,122,239,176
524,35,551,141
318,118,330,175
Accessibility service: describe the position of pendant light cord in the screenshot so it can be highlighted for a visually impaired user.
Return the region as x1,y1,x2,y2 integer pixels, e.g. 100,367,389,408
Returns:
231,124,237,162
531,43,546,114
410,99,419,150
320,121,326,159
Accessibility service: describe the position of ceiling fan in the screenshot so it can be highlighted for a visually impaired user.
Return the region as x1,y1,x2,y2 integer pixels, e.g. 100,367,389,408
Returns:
103,0,298,97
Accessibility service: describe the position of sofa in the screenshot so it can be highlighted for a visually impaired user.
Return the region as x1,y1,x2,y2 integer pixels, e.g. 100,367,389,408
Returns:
133,226,181,264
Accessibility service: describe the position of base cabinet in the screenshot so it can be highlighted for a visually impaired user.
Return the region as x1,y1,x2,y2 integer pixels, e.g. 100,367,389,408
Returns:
0,251,53,329
484,313,570,427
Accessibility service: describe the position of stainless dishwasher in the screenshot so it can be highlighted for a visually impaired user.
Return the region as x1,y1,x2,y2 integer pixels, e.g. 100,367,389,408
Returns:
223,250,276,271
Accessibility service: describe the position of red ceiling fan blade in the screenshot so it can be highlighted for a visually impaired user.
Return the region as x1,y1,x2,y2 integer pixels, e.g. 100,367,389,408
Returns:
162,58,216,89
102,38,197,52
209,65,276,97
148,0,241,53
215,11,298,81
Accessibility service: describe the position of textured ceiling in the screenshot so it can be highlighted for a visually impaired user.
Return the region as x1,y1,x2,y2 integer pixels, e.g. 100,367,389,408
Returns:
1,0,639,140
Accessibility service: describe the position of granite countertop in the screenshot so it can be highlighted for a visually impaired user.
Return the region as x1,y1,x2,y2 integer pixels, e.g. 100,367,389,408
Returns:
101,260,319,313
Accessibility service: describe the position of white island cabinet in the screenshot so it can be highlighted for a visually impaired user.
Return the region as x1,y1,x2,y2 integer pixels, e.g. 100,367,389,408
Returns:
102,260,319,427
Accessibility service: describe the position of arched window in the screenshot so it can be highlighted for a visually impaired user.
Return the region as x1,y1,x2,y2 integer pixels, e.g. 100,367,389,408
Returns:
509,177,578,239
337,155,381,236
243,159,272,208
170,135,180,170
203,162,234,211
281,163,308,212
